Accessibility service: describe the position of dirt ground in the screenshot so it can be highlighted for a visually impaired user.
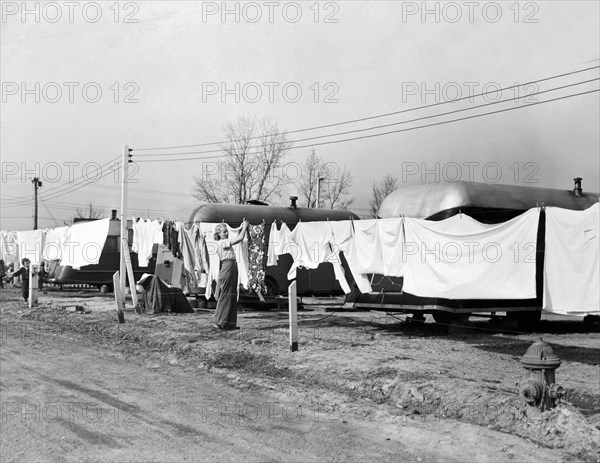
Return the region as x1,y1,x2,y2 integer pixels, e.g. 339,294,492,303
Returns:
1,285,599,462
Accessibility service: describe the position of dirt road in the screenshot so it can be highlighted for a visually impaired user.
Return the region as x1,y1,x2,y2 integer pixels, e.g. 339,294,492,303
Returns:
2,330,419,462
1,287,598,462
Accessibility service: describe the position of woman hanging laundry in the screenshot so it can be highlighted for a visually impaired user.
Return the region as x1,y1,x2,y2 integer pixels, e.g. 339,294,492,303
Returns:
213,219,249,330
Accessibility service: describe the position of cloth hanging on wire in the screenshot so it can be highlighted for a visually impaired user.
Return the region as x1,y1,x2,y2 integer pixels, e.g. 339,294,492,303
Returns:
1,230,19,267
132,218,163,267
285,221,351,293
15,229,45,265
60,218,110,269
179,224,200,287
267,221,292,266
402,209,540,299
42,226,69,261
192,223,210,281
543,203,599,315
247,223,267,295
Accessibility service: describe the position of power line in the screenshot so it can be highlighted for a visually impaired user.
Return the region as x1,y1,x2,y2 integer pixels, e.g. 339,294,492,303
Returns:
135,88,600,163
132,64,599,152
134,77,599,160
7,161,123,206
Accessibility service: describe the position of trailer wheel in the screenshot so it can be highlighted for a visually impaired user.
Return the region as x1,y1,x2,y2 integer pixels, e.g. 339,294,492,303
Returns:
432,311,470,325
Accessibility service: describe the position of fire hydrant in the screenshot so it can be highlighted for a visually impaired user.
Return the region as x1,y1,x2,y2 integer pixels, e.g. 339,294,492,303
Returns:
519,338,566,411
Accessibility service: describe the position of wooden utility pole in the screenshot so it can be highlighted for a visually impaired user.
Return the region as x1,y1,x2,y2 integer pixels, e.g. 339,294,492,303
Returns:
32,177,42,229
119,145,131,299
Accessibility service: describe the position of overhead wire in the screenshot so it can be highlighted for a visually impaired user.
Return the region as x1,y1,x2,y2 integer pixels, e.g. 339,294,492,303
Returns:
7,159,124,205
133,77,599,159
132,64,600,151
134,87,600,163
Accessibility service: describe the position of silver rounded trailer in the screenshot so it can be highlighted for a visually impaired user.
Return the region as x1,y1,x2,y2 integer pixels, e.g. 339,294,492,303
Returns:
355,180,599,328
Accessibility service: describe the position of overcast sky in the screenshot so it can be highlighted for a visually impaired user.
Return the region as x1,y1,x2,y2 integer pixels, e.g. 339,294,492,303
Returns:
1,0,599,230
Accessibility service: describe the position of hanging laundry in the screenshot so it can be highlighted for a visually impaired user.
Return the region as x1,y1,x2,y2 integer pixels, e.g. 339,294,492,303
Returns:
191,223,210,282
60,218,110,269
247,223,267,295
201,223,221,300
286,221,351,293
227,223,250,291
543,203,599,315
132,218,163,267
402,209,540,299
343,219,382,275
171,222,182,258
42,226,69,261
267,221,292,266
179,224,200,287
15,229,45,265
328,220,372,293
0,230,19,267
376,218,406,277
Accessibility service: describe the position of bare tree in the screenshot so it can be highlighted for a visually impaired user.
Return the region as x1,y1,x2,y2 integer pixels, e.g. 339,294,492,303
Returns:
321,165,354,210
298,149,321,208
193,116,291,204
298,150,354,209
369,174,398,217
76,202,104,219
62,202,104,225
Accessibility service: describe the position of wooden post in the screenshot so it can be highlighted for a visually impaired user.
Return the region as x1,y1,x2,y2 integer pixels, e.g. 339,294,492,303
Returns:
113,271,125,324
288,281,298,352
121,238,138,308
29,265,39,309
119,145,130,299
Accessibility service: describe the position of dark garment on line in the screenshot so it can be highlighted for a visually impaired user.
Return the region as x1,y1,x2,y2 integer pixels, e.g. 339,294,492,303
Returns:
214,259,238,329
247,223,267,295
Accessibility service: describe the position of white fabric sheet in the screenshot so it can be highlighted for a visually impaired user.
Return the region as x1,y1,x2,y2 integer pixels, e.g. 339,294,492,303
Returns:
286,222,351,293
42,226,69,261
267,222,292,266
329,220,373,293
0,230,19,267
543,203,600,315
16,229,45,265
132,218,163,267
402,209,540,299
60,218,110,269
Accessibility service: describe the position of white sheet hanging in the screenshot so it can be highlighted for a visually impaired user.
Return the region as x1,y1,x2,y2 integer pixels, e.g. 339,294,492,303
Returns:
402,209,540,299
60,218,110,269
329,220,373,294
15,229,45,265
0,230,19,267
286,221,351,293
267,221,292,266
543,203,599,315
42,226,69,261
132,218,163,267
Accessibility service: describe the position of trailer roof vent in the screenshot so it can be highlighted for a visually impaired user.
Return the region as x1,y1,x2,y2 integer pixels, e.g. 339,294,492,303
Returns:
573,177,583,197
289,196,298,208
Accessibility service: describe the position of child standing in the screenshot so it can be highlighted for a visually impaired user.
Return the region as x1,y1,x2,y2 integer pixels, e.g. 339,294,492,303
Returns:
9,258,33,302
